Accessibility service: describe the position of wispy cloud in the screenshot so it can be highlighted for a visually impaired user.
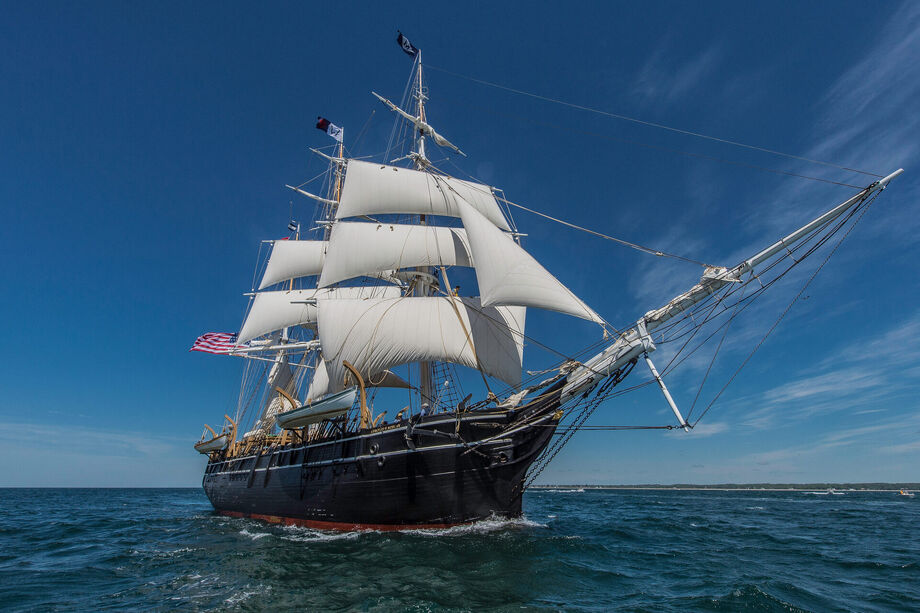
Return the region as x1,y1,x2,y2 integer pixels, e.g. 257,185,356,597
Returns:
881,440,920,454
627,227,709,307
813,3,920,171
631,6,920,434
762,368,880,406
0,420,185,457
631,44,723,105
853,408,887,416
739,412,920,468
0,421,204,487
739,311,920,428
756,2,920,240
818,314,920,369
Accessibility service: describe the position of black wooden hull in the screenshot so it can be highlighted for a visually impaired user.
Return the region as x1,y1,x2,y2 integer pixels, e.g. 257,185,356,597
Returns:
202,394,562,529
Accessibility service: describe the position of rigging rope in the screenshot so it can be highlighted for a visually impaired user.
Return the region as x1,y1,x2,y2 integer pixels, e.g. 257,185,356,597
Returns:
454,101,866,189
517,362,640,495
428,158,710,267
426,64,883,178
691,189,880,427
513,186,881,490
655,194,868,375
496,195,711,266
686,283,747,421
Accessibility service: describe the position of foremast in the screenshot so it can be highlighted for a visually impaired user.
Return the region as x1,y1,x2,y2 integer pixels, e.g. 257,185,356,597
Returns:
233,132,346,441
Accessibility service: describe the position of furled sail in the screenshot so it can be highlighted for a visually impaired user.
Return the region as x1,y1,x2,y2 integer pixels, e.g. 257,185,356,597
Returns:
336,160,511,231
318,222,473,287
306,359,411,402
258,240,327,290
238,286,403,344
317,296,526,389
456,200,604,324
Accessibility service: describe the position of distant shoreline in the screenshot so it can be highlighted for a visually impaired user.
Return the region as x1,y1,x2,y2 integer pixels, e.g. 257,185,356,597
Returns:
531,484,919,492
0,484,915,491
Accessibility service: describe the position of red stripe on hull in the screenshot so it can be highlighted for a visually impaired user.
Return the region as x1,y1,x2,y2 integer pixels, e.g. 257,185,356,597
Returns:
217,510,467,532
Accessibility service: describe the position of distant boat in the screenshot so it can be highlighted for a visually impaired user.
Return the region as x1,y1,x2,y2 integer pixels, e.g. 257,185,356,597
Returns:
899,489,914,497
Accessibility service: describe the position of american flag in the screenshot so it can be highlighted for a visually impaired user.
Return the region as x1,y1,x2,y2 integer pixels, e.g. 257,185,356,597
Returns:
190,332,243,354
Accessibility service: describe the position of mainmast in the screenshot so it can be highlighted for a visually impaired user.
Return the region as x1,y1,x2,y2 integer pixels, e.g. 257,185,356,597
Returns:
415,54,428,166
411,53,434,407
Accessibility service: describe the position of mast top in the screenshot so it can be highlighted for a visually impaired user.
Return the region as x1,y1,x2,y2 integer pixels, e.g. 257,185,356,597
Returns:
371,56,466,159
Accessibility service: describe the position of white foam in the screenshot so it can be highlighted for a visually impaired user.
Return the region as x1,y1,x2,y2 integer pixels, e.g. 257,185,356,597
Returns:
225,585,270,606
280,526,365,542
239,528,271,540
129,546,198,559
228,512,545,540
401,514,546,537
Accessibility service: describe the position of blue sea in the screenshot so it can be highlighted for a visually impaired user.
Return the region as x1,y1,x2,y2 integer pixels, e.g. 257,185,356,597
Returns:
0,488,917,611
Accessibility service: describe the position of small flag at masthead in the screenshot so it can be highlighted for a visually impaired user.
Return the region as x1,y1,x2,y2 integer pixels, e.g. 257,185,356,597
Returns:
315,117,344,142
397,31,419,57
288,220,299,233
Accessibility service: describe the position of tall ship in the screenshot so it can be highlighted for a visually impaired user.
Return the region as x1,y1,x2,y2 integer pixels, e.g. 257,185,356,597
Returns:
192,36,903,530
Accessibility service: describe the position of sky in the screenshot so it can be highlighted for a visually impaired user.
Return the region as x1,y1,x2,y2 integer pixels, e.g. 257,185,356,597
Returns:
1,1,918,486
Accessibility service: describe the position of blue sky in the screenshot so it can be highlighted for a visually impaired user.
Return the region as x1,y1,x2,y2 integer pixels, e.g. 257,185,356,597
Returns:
1,2,917,486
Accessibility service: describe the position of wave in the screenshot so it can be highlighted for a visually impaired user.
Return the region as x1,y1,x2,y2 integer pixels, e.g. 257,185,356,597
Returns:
238,528,271,540
685,584,812,612
281,526,365,543
224,585,270,606
400,514,546,537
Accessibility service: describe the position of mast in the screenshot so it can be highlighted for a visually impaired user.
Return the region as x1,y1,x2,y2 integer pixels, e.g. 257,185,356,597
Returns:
415,53,427,165
412,53,434,407
330,139,345,239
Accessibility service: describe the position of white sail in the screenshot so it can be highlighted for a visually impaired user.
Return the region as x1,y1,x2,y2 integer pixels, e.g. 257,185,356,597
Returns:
318,222,473,287
258,240,326,290
456,200,604,324
317,296,526,389
238,286,403,345
306,359,411,402
336,160,511,231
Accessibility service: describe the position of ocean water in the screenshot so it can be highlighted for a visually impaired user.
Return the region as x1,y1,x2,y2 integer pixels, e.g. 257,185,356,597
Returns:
0,488,917,611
